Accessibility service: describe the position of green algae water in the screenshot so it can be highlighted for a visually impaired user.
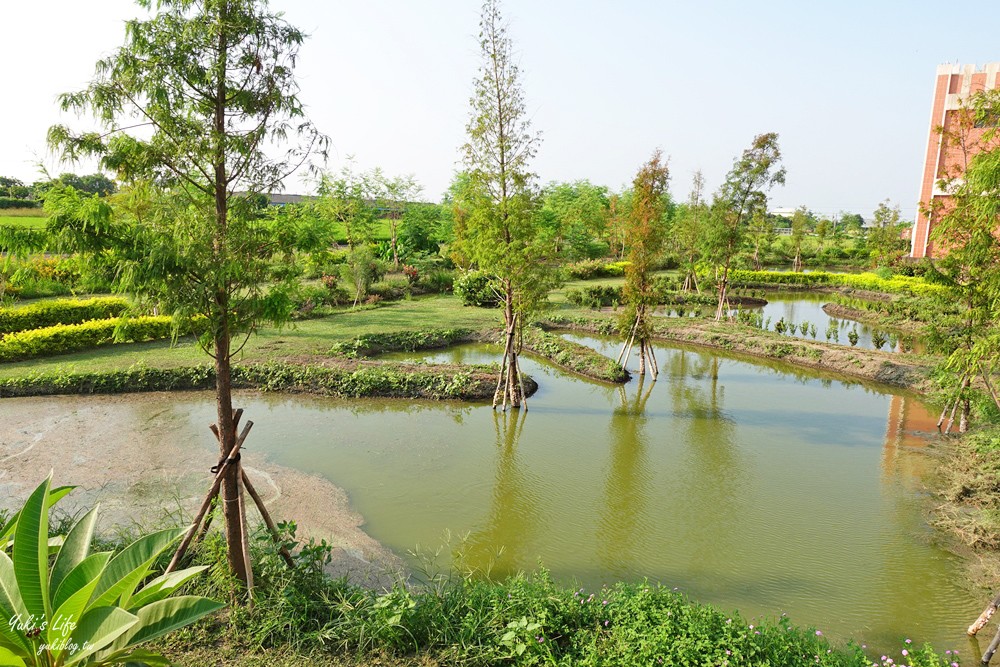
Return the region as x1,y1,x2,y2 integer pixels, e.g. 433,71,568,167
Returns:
26,338,980,653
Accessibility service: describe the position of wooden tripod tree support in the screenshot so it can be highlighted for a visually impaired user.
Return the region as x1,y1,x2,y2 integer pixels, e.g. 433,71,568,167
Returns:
493,313,527,412
165,409,295,588
620,314,658,381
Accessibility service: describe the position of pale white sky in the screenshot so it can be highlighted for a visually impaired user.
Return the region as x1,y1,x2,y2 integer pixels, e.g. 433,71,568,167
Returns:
3,1,1000,220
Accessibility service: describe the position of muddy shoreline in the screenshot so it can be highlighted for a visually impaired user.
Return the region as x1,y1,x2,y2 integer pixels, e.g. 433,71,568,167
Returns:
0,391,404,588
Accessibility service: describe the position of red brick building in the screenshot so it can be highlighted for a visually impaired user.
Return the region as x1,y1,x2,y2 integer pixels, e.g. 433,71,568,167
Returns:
910,63,1000,258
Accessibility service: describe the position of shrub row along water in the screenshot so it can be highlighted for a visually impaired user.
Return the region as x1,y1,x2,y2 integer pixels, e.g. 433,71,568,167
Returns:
729,269,946,297
167,528,955,667
0,361,505,400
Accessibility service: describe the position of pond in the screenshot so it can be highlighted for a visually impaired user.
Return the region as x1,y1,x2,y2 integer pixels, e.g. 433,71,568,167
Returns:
748,290,917,353
7,340,978,654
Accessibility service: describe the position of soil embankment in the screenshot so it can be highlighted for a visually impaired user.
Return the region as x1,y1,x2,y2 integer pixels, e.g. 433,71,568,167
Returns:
542,315,935,394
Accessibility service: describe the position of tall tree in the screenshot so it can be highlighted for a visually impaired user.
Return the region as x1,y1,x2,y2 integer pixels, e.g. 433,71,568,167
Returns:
618,151,670,379
745,209,775,271
866,200,907,268
48,0,327,588
539,180,610,260
315,163,379,249
706,133,785,320
456,0,553,410
789,206,810,271
671,170,708,291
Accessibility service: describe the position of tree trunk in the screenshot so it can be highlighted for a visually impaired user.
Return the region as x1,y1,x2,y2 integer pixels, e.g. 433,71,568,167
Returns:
214,332,250,587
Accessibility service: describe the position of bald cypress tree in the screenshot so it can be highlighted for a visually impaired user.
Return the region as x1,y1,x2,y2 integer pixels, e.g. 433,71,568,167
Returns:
455,0,553,410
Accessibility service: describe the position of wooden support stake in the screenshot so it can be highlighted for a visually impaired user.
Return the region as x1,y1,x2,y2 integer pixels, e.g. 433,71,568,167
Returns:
980,363,1000,413
617,318,638,365
236,469,255,608
981,623,1000,665
166,420,254,573
194,491,219,544
493,342,510,410
242,469,295,569
970,591,1000,636
515,352,528,412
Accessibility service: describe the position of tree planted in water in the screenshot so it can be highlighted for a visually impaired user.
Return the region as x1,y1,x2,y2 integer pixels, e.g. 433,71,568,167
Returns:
618,151,671,379
454,0,555,410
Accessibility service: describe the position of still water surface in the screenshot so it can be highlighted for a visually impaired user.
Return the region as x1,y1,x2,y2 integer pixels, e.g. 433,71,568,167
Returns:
145,339,973,651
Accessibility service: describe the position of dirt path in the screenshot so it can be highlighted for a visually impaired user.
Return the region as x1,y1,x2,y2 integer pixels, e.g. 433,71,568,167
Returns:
0,392,403,588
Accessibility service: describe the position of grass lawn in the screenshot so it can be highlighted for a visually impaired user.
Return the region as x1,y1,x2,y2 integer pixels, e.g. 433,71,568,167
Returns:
0,294,505,380
0,215,47,229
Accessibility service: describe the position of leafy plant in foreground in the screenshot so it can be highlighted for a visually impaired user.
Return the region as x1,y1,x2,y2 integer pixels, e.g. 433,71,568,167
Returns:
0,477,223,666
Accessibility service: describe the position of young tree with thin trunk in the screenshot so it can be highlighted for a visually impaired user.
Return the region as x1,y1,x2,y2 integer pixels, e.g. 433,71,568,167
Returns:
789,206,809,271
671,170,707,291
618,151,670,379
48,0,327,589
746,209,775,271
706,133,785,321
455,0,553,410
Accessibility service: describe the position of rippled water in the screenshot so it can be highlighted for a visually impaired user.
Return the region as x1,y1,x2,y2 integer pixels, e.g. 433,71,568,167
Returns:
23,338,978,653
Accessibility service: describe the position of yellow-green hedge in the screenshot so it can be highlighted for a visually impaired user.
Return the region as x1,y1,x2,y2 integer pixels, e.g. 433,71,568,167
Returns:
0,296,130,335
728,270,945,297
0,315,174,361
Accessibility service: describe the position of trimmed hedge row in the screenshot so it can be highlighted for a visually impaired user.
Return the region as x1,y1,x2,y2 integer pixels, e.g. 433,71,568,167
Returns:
0,315,174,361
0,297,130,335
0,360,528,401
564,259,630,280
729,269,945,297
0,197,40,209
329,328,474,358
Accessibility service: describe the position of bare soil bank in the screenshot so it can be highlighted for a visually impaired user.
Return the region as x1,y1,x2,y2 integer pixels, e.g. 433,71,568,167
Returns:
545,316,936,394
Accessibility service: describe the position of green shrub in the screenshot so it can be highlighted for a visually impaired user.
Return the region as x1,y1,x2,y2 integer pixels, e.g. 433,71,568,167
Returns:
564,259,630,280
566,285,621,309
0,316,175,361
0,297,129,335
454,270,501,307
0,360,501,401
0,197,40,209
329,329,474,358
369,277,410,301
420,269,455,294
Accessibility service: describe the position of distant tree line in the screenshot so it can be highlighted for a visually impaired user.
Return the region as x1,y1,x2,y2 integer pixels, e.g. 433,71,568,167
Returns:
0,173,116,208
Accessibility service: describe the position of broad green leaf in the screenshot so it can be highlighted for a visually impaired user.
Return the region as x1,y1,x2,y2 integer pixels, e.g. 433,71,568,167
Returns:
0,550,28,619
0,564,31,658
90,529,183,609
126,566,208,611
50,505,99,598
48,557,109,663
12,478,50,620
53,552,112,612
112,596,224,651
64,606,137,666
0,552,31,658
0,485,74,546
0,646,26,667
